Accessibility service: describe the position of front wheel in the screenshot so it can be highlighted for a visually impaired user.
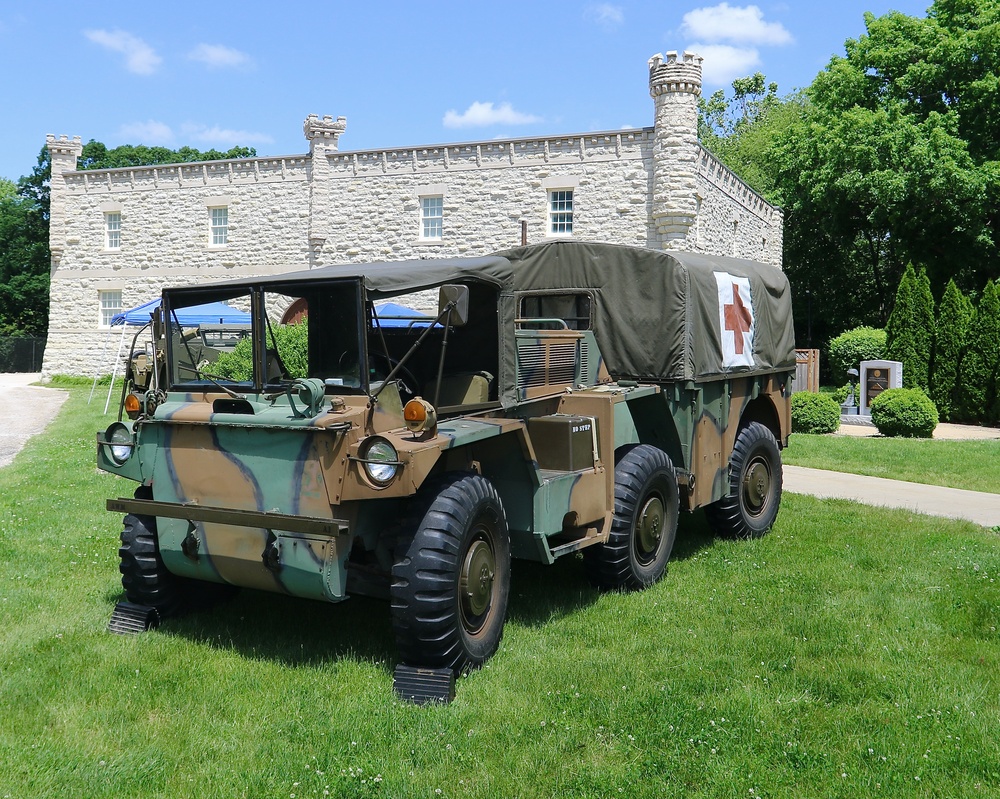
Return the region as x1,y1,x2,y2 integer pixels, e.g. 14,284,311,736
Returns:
705,421,783,539
584,445,679,591
390,474,511,674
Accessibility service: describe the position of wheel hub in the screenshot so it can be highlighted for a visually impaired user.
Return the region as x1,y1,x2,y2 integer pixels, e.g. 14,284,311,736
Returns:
460,538,496,629
743,458,770,515
636,496,664,557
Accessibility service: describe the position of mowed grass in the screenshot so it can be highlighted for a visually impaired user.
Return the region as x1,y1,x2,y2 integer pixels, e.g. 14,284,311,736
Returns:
785,432,1000,494
2,388,999,798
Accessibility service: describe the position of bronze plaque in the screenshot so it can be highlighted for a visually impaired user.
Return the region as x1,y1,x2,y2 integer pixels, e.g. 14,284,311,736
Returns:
866,368,888,406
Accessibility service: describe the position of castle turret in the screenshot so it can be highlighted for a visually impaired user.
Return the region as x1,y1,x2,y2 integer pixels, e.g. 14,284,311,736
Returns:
46,134,83,263
648,51,703,250
303,115,347,266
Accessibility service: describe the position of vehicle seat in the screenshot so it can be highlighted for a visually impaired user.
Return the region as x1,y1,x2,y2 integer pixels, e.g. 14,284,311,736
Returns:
428,371,493,406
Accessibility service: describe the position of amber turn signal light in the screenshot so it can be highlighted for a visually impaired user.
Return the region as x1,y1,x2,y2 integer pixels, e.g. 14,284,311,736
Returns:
403,398,437,433
124,393,142,419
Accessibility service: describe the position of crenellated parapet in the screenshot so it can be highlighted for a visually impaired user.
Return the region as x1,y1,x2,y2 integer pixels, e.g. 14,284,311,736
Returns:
648,51,703,97
304,114,347,152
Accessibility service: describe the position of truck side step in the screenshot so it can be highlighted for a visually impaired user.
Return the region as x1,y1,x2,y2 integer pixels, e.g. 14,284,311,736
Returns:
393,664,455,704
107,601,160,635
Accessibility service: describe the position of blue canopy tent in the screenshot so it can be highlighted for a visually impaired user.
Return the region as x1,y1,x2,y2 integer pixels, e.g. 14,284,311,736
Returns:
93,299,250,413
111,298,251,327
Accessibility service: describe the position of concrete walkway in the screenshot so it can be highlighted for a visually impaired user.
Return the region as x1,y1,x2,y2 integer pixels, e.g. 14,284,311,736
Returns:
783,418,1000,527
783,465,1000,528
0,373,67,468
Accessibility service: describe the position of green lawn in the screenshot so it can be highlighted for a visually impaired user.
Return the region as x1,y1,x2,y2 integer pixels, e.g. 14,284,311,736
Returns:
2,388,999,797
785,432,1000,494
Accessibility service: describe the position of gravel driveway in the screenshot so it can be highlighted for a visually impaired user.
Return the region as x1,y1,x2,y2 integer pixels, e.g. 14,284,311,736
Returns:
0,373,68,469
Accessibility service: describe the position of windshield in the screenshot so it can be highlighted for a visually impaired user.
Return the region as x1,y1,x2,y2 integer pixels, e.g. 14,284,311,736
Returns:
164,281,367,393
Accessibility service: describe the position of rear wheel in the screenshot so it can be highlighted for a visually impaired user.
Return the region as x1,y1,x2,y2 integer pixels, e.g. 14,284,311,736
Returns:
391,474,511,673
118,486,236,617
705,421,782,539
585,445,679,591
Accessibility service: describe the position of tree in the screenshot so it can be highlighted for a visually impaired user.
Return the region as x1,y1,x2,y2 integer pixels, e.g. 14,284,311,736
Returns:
931,278,974,421
700,2,1000,342
955,280,1000,424
0,173,49,335
78,141,256,171
886,265,934,391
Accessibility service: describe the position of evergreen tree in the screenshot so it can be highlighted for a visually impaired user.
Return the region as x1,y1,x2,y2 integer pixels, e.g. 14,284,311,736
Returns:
955,280,1000,423
886,264,935,391
931,279,974,421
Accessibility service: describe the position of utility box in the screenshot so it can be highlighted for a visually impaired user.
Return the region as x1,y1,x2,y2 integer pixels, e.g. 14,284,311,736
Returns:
526,415,598,471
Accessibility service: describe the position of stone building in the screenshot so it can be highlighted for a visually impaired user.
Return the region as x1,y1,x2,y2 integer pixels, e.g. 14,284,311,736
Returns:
43,52,783,377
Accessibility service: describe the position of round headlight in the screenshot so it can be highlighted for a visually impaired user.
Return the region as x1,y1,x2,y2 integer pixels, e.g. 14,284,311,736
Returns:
106,422,134,465
361,437,399,487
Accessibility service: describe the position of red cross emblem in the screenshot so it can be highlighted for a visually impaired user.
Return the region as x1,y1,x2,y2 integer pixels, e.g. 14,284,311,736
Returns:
723,284,753,354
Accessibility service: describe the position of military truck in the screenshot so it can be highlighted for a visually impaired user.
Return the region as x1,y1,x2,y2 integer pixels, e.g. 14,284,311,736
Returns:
98,241,795,673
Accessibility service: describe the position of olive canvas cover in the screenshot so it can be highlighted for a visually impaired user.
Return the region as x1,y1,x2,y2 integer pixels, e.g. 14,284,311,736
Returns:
500,241,796,383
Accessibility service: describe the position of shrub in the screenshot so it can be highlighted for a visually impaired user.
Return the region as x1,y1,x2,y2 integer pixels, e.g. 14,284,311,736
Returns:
827,326,886,380
955,280,1000,425
832,382,862,405
869,388,938,438
791,392,841,434
214,321,309,381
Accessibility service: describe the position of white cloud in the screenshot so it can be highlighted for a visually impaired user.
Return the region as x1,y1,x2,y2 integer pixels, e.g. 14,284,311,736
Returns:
181,124,274,147
188,43,251,69
681,3,792,46
442,101,541,129
585,4,625,30
84,29,161,75
119,120,175,145
689,43,762,86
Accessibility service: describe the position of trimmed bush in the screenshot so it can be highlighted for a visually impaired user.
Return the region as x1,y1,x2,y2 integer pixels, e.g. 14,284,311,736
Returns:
869,388,938,438
214,321,309,381
827,326,886,380
791,392,841,434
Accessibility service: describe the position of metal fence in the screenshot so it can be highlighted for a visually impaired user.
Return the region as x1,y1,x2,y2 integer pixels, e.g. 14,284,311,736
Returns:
0,337,45,372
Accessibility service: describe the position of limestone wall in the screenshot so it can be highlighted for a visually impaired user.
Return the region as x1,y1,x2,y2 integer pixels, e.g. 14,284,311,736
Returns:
43,51,784,378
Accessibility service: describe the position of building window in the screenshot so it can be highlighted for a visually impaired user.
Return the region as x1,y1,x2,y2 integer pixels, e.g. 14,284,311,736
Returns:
99,290,122,328
548,190,573,235
420,196,443,241
210,207,229,246
105,212,121,250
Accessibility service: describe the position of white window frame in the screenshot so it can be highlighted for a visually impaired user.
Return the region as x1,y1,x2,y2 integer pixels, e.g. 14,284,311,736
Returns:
420,195,443,241
104,212,121,250
209,206,229,246
99,289,122,329
547,189,574,236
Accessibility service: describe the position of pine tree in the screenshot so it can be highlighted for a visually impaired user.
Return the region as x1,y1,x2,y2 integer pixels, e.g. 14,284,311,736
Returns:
956,280,1000,424
931,279,973,421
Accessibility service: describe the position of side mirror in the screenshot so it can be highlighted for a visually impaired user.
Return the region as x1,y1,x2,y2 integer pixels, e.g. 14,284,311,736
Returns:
438,284,470,327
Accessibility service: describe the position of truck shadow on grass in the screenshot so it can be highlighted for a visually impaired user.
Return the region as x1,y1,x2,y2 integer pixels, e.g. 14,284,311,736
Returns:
107,513,721,671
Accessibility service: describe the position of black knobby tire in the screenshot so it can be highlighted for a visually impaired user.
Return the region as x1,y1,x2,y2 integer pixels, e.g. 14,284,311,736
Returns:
118,486,186,617
118,486,237,617
584,444,679,591
705,421,782,539
390,473,511,673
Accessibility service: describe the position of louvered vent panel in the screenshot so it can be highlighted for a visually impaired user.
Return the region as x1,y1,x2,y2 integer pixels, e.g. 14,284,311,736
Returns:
518,340,579,389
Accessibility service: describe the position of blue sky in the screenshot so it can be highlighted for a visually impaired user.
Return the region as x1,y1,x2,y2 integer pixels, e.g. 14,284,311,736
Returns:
0,0,932,182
